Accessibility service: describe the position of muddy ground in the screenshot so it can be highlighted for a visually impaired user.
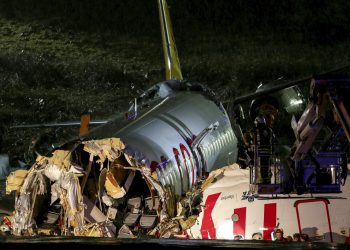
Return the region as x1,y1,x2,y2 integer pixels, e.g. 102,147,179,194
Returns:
1,3,350,166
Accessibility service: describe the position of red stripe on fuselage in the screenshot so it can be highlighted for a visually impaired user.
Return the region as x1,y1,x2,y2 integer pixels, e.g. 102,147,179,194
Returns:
173,147,183,194
233,207,246,238
180,143,194,188
200,192,221,239
263,203,277,240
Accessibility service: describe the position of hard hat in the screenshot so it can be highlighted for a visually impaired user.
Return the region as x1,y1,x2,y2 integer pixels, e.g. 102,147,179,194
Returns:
249,95,279,120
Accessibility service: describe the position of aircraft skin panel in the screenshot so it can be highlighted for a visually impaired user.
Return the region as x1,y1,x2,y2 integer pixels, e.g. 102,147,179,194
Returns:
99,92,221,138
155,92,237,171
103,91,238,195
188,164,350,243
200,126,237,170
123,113,197,195
165,94,223,132
113,131,184,194
65,83,237,196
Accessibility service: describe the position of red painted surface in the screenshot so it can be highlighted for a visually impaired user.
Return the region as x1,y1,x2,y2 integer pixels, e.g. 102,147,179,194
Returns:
200,192,221,239
173,147,183,194
180,143,194,187
263,203,277,240
233,207,247,238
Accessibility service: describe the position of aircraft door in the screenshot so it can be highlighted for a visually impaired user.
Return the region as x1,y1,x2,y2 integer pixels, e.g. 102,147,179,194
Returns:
294,198,333,242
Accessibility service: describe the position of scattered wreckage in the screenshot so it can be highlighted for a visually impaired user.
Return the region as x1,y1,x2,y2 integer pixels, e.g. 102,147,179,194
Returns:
4,137,223,238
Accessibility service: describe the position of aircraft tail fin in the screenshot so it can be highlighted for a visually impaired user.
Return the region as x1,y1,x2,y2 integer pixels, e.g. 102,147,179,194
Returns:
158,0,183,81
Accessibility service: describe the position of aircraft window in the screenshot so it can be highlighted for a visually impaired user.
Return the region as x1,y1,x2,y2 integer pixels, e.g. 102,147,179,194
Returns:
127,85,162,113
188,83,204,92
139,86,160,103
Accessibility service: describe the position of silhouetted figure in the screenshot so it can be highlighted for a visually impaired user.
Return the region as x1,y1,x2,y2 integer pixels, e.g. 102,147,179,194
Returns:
300,233,309,242
252,232,263,240
286,235,293,241
250,97,279,184
254,114,274,183
274,228,286,241
293,233,301,242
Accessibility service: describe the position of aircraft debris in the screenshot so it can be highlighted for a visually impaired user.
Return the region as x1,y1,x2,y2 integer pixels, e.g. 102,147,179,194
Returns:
3,137,209,238
5,169,28,194
3,136,239,239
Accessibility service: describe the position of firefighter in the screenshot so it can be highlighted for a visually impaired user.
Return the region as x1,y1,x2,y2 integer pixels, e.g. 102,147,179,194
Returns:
249,96,279,184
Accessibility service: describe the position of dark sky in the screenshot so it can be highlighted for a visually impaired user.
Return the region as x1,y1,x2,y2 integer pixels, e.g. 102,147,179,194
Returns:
1,0,350,43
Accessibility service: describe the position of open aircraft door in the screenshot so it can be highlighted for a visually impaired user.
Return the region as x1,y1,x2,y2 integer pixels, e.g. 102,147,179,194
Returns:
294,198,333,242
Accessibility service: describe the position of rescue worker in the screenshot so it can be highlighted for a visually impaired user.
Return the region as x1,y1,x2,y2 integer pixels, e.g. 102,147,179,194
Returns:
249,96,279,184
274,228,286,241
243,95,294,191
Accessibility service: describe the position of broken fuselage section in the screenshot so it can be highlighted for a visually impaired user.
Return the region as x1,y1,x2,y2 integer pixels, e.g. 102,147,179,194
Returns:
80,80,238,197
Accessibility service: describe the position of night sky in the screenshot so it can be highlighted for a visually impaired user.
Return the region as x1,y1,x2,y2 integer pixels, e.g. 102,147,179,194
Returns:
2,1,350,41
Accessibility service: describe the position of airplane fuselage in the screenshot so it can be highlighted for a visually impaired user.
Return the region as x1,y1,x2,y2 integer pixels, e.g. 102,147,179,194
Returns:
81,80,238,196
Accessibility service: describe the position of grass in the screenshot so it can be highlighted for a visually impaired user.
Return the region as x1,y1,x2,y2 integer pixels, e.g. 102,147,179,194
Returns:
1,17,350,165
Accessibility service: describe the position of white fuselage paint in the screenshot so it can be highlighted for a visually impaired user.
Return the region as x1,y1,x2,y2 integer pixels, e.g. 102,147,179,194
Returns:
188,164,350,243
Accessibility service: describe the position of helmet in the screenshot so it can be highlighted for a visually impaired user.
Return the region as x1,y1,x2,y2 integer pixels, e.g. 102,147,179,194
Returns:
249,95,279,120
